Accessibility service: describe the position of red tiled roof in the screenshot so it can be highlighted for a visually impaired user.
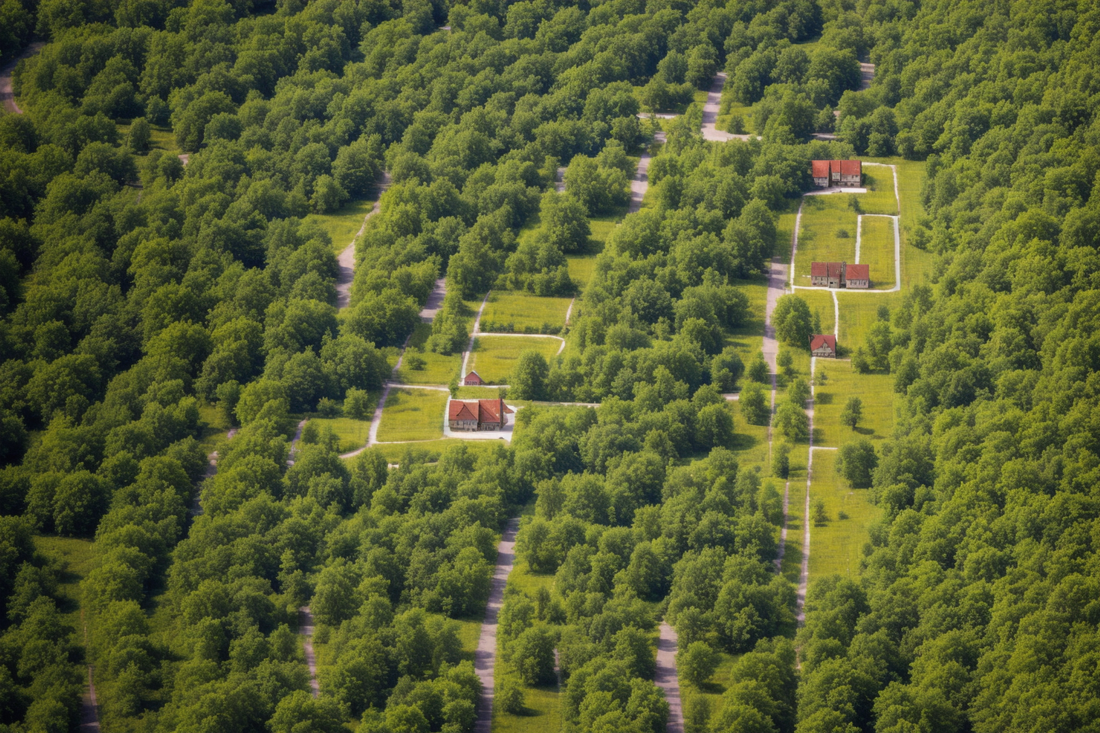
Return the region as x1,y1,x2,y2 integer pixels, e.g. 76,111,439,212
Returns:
809,334,837,351
478,398,513,423
828,262,845,278
811,160,830,178
847,264,869,280
811,262,828,277
449,401,479,421
840,160,862,176
464,371,482,383
830,160,842,175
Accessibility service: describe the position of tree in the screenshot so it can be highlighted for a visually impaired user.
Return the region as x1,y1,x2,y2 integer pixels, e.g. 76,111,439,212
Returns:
748,352,770,383
510,351,549,400
836,440,877,488
774,442,791,479
775,402,808,443
841,397,863,429
679,641,719,688
777,349,793,376
126,118,151,153
345,389,372,420
511,626,557,686
773,294,814,347
270,691,346,733
499,677,525,714
812,497,828,525
740,383,770,426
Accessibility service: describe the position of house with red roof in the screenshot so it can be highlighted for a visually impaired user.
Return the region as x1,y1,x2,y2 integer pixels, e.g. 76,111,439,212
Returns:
810,160,862,188
809,334,837,358
811,261,847,287
462,370,484,386
448,398,514,431
846,263,870,288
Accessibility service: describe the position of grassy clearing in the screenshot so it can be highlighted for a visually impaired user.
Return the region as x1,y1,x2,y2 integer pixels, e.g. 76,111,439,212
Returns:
566,257,596,290
774,198,801,265
779,468,806,586
859,166,898,215
371,439,506,464
196,403,230,454
306,417,374,454
719,102,755,134
117,122,181,158
793,195,859,283
859,216,896,290
304,198,375,254
690,651,741,717
482,291,572,334
835,292,901,349
376,388,448,442
469,336,563,384
726,397,771,472
863,158,935,288
799,289,836,339
454,386,507,400
398,322,463,386
725,277,769,362
34,536,96,632
811,361,894,449
806,449,878,579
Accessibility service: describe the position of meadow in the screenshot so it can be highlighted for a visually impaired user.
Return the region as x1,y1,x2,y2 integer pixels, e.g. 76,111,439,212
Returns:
792,194,859,283
397,322,463,385
306,416,373,454
858,215,897,291
811,361,895,449
376,388,448,442
858,165,899,215
481,291,572,334
805,450,879,579
304,198,376,254
468,336,564,384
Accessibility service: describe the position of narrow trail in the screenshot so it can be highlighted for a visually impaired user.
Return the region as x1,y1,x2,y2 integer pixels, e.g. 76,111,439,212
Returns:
286,419,308,466
299,606,321,697
859,62,875,91
797,357,819,625
460,291,493,377
655,622,684,733
555,166,566,193
629,131,665,214
473,517,521,733
191,428,238,517
79,610,100,732
419,277,448,321
701,72,760,142
336,172,393,310
0,42,43,114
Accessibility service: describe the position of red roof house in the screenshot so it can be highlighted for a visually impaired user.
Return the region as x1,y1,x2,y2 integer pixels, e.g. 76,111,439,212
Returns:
809,334,837,358
448,398,514,431
810,160,862,188
846,264,870,288
463,371,484,386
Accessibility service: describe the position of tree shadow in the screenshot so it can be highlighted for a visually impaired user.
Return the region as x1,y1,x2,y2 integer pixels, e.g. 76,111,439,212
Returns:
815,392,833,405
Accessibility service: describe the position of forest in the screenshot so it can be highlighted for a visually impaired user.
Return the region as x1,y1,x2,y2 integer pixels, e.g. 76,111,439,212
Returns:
1,0,1099,732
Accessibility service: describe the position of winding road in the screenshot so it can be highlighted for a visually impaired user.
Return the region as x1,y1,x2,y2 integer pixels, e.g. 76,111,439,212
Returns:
335,172,393,310
0,43,43,114
473,518,521,733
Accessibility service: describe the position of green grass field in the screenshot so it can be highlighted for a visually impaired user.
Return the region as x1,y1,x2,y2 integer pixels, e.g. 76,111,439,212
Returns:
306,416,374,454
806,449,878,579
468,336,563,384
727,397,772,472
859,165,899,215
811,360,894,449
454,386,507,400
719,102,755,134
793,195,860,283
482,291,572,334
798,289,836,339
863,158,935,288
859,215,896,291
397,323,463,385
835,292,902,349
34,536,96,634
371,439,506,464
724,277,769,363
376,388,448,442
779,469,806,586
304,198,376,254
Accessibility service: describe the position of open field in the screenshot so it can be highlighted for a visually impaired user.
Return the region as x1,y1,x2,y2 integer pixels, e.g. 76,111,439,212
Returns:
812,361,894,449
34,536,96,632
397,323,463,385
307,416,374,454
864,158,935,287
806,450,878,579
860,216,896,290
117,122,181,158
799,289,836,338
779,466,807,586
835,292,902,349
859,165,898,215
793,195,859,283
727,397,771,471
725,277,769,362
481,291,572,334
376,388,448,442
468,336,563,384
372,439,506,464
304,198,375,253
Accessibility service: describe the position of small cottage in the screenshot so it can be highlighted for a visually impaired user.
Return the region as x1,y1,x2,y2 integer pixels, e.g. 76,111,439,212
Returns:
809,334,837,358
811,261,846,288
462,370,484,386
811,160,830,188
447,398,514,431
846,264,870,289
810,160,862,188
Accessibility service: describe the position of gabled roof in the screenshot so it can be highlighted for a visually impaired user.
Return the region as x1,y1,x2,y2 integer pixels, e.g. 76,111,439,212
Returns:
811,160,830,178
840,160,862,176
846,264,869,280
830,160,843,175
449,400,479,421
809,334,837,351
477,398,513,423
464,370,482,381
811,262,829,277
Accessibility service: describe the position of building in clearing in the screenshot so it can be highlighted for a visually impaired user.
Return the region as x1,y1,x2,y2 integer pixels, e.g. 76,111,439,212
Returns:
448,398,514,431
809,334,837,358
846,263,870,289
462,370,484,386
811,261,847,288
810,160,862,188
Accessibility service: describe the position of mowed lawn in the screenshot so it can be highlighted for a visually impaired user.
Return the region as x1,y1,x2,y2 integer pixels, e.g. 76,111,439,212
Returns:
468,336,563,384
307,417,374,454
725,277,769,363
806,449,879,579
859,165,899,215
304,198,376,254
376,388,448,442
793,194,859,283
859,215,896,290
397,322,463,386
774,198,802,264
835,292,902,348
798,289,836,338
482,291,572,334
864,157,935,288
812,360,894,449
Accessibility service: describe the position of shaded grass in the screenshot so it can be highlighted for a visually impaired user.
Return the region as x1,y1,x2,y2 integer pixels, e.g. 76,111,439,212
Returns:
376,388,448,442
304,198,376,254
469,336,563,384
799,289,836,339
779,468,806,586
33,536,96,632
793,194,859,284
835,292,901,349
196,403,229,455
724,277,769,365
307,416,375,454
859,165,898,215
370,439,506,464
806,450,879,579
725,397,771,472
859,216,896,290
397,322,462,386
482,291,572,334
812,360,894,449
719,103,755,134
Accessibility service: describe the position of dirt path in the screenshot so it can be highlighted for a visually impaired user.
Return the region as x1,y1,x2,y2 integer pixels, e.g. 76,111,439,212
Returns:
628,131,664,213
286,419,307,466
460,291,493,377
336,172,392,311
0,43,43,114
796,357,819,625
859,62,875,91
701,72,760,142
473,517,521,733
555,166,566,193
655,622,684,733
299,606,321,697
419,277,447,321
79,611,100,732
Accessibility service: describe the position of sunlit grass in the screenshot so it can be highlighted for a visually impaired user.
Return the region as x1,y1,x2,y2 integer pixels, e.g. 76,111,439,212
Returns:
33,536,96,633
806,449,879,579
304,198,376,254
859,165,898,215
307,416,375,454
397,323,463,386
859,215,896,291
793,195,859,284
376,388,448,442
468,336,563,384
811,360,894,449
482,291,572,335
